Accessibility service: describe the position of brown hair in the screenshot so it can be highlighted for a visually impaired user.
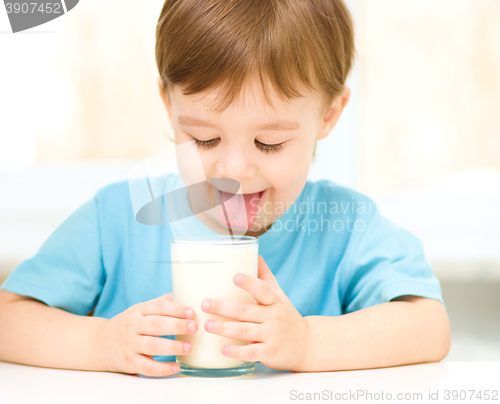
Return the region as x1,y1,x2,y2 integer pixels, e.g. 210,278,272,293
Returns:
155,0,355,115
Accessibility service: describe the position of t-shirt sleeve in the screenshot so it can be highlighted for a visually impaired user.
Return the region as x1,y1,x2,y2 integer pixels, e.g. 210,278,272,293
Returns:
0,196,105,316
341,210,444,314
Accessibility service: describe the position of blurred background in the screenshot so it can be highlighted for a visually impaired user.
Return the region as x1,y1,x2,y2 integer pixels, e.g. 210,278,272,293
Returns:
0,0,499,361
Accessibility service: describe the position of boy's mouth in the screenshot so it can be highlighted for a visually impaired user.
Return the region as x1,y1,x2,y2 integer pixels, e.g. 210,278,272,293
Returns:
217,189,264,230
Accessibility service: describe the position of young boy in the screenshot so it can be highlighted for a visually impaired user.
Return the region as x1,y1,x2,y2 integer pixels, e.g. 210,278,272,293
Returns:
0,0,450,377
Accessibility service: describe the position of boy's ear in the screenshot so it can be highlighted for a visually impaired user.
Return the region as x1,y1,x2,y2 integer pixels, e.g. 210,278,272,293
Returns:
158,77,173,122
317,86,351,140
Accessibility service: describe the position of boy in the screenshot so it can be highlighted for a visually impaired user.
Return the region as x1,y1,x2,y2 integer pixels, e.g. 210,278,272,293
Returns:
0,0,450,377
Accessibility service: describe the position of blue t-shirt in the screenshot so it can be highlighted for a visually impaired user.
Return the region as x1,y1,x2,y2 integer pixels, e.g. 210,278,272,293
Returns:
1,173,444,363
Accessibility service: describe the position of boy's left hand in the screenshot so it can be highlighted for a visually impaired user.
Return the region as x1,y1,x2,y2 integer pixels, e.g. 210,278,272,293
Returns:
201,255,309,371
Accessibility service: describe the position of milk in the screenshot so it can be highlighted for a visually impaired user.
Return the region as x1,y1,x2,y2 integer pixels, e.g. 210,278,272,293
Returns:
171,236,258,369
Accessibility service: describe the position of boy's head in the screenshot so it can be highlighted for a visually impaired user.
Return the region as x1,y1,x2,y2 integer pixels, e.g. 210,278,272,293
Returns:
155,0,355,236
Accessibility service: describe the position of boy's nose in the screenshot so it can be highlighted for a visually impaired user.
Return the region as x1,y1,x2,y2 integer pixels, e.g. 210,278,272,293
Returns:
215,151,256,182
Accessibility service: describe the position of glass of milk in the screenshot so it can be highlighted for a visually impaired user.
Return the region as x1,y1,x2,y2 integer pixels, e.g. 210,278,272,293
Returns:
171,235,258,377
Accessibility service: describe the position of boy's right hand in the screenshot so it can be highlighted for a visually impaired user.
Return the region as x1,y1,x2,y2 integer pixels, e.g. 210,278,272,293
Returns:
97,292,197,377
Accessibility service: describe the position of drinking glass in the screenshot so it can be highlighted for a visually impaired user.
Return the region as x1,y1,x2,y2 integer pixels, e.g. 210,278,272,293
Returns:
171,235,258,377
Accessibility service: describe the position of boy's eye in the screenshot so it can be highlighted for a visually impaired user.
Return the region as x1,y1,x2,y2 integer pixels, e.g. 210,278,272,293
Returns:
254,139,284,153
192,137,220,149
190,136,285,153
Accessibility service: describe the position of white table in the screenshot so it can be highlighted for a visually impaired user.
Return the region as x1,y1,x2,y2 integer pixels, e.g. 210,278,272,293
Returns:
0,361,498,404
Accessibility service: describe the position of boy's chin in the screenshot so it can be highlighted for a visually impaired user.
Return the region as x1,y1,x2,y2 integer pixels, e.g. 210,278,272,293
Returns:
243,218,273,237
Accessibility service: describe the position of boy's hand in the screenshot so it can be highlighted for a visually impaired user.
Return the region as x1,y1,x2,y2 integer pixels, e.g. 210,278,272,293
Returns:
97,292,197,377
201,255,309,371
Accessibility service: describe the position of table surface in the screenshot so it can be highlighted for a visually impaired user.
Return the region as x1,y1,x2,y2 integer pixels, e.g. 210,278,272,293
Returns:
0,361,499,404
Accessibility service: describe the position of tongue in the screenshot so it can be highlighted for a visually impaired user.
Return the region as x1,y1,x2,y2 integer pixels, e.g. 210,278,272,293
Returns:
218,191,261,230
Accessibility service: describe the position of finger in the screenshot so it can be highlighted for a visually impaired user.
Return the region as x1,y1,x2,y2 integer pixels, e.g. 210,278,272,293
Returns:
233,273,278,306
135,354,180,377
137,315,197,336
201,299,265,322
204,320,263,342
139,297,195,319
137,335,192,356
155,292,174,302
220,343,263,363
257,256,280,288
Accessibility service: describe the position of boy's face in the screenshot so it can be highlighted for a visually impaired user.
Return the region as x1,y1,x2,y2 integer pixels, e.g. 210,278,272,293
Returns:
158,75,350,237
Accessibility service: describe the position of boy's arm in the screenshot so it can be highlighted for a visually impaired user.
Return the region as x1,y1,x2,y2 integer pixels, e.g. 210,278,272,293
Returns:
0,290,107,371
299,295,451,372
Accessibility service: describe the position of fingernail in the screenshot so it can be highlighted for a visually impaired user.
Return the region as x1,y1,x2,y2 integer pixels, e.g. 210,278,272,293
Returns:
221,345,229,354
183,342,191,353
205,320,214,331
202,300,210,311
185,308,194,318
235,274,244,284
188,321,196,332
172,364,179,372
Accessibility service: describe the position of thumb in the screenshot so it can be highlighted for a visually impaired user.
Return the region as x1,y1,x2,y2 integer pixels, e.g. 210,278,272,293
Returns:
257,255,280,289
